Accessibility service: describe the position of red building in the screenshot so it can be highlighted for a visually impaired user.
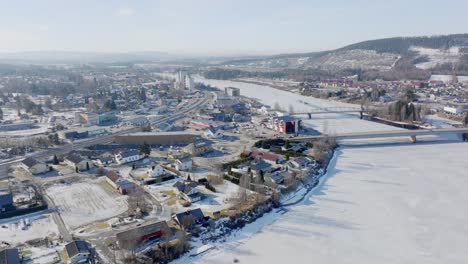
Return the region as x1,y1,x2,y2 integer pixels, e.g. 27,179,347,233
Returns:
269,116,301,134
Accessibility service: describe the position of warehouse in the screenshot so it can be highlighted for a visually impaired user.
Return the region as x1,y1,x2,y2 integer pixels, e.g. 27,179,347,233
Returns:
114,132,199,146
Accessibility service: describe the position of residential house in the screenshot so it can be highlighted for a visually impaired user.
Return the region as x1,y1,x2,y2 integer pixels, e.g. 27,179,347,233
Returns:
0,192,15,213
65,240,91,264
147,164,165,178
182,140,213,156
106,171,134,195
65,154,92,171
249,159,273,174
203,127,224,139
175,157,193,171
0,248,20,264
115,150,142,165
173,208,205,229
288,157,315,170
20,157,48,175
245,150,282,165
93,157,113,167
174,182,202,203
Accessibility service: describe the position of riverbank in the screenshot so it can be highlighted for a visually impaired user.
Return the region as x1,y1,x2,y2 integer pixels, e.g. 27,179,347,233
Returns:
172,146,337,263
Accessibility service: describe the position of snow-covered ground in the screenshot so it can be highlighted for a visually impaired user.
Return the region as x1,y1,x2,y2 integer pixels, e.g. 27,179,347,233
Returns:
194,142,468,264
0,213,59,246
182,78,468,264
46,179,128,229
195,77,401,134
424,114,462,128
411,46,461,70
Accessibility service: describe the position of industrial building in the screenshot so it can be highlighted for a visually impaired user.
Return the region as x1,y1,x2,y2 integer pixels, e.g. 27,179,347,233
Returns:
114,132,199,146
224,87,240,97
269,116,302,134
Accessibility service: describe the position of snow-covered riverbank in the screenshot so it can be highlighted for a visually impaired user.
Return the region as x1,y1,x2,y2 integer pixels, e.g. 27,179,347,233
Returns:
188,78,468,264
194,142,468,264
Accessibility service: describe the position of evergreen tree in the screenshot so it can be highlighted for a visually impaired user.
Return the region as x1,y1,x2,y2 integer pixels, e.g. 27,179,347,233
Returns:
187,174,192,182
259,170,265,183
86,162,90,171
0,107,3,120
53,154,59,165
285,140,291,149
138,142,151,156
104,99,117,110
464,113,468,127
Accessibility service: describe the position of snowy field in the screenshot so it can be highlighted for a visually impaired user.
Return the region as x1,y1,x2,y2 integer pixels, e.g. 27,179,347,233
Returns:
0,213,59,246
46,180,128,229
195,142,468,264
410,46,461,70
195,77,402,134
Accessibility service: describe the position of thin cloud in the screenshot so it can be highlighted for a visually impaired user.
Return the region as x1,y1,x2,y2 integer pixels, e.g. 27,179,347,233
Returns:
115,7,136,17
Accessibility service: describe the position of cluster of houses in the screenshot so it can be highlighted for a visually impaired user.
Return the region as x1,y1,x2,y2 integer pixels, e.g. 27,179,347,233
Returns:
231,146,319,188
0,240,94,264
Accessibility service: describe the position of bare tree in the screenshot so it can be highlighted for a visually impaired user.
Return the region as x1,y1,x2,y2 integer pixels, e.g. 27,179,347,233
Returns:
288,104,295,114
174,230,188,255
273,101,281,111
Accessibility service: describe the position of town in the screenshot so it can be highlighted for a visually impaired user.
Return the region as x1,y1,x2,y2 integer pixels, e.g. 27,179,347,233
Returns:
0,66,335,263
2,2,468,263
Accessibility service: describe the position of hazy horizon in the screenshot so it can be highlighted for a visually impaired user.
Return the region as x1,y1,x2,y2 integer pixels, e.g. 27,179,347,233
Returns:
1,0,467,56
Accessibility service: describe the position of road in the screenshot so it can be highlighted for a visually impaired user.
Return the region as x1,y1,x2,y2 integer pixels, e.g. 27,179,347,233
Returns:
0,94,210,179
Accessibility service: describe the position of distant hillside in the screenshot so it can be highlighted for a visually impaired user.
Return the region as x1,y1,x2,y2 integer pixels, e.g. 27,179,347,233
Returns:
210,33,468,80
338,34,468,55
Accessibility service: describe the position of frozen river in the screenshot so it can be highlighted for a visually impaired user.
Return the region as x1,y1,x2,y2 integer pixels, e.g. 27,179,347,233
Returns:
194,77,402,134
196,143,468,264
188,78,468,264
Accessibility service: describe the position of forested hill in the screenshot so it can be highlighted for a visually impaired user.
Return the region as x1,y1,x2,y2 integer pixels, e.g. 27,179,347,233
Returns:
206,33,468,80
338,34,468,55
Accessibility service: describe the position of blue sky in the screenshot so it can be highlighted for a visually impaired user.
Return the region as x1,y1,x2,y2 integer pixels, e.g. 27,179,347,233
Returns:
0,0,467,55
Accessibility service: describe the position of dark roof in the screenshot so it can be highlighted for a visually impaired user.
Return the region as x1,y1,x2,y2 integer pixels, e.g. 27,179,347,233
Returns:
21,157,42,168
177,156,192,163
65,240,90,258
0,192,13,207
65,154,85,164
97,157,113,163
116,221,169,243
174,208,205,224
119,149,141,158
106,171,120,183
176,182,198,194
0,248,20,264
248,150,280,163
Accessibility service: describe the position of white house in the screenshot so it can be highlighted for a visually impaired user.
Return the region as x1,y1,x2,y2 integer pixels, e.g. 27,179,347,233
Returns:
204,127,224,139
65,240,91,264
115,150,142,165
148,164,165,178
65,154,93,171
20,157,48,175
175,157,192,171
174,182,202,203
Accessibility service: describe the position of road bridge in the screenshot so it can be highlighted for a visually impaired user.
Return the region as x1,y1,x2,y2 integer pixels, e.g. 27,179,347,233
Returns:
291,106,367,119
292,128,468,143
